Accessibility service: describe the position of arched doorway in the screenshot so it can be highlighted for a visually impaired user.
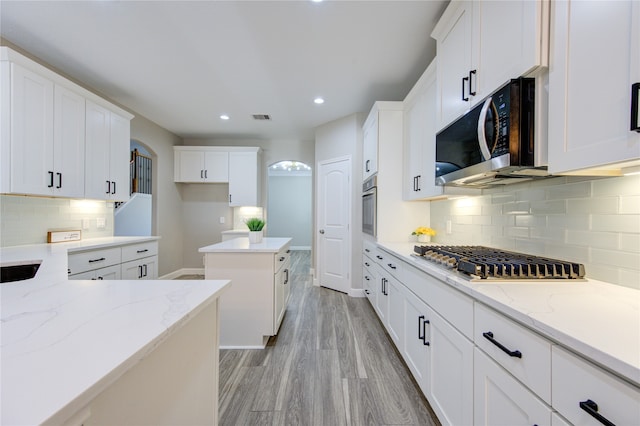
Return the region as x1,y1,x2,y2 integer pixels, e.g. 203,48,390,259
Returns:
114,140,155,236
267,160,312,250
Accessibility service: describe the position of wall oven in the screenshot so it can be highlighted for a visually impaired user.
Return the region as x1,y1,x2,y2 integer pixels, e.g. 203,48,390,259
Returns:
362,175,377,237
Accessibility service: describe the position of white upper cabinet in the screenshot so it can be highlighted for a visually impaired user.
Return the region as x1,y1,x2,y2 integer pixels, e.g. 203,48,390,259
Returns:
1,62,85,198
85,100,131,201
174,146,262,207
403,61,438,200
548,0,640,174
174,148,229,183
1,47,132,200
228,149,260,207
362,113,378,181
431,0,549,131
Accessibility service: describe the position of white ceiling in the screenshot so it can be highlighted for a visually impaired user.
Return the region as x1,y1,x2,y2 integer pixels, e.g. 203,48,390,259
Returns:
0,0,448,141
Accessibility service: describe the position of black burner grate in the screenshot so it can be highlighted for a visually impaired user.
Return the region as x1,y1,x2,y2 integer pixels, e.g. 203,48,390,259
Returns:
414,245,586,280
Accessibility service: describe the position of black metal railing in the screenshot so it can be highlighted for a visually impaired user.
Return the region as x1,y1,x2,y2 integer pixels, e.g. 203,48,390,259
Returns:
131,149,152,195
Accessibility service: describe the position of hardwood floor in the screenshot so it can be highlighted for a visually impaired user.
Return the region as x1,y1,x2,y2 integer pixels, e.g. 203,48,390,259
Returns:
217,250,440,426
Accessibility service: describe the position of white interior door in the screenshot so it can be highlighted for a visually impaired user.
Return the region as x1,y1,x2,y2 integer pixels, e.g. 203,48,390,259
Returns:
317,156,351,294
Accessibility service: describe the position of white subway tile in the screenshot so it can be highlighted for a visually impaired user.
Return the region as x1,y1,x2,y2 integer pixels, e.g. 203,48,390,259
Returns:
472,215,492,225
592,214,640,233
481,203,502,216
545,243,589,263
591,248,640,270
514,239,545,256
455,216,473,225
515,188,546,202
547,215,590,230
530,227,566,242
481,225,503,237
490,236,517,250
593,175,640,197
567,197,618,215
515,215,546,228
619,195,640,214
545,181,592,200
503,201,530,215
620,234,640,253
491,193,516,204
618,269,640,290
567,230,618,250
586,263,620,285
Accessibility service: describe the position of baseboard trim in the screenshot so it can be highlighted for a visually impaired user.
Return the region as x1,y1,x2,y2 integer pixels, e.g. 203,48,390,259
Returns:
349,288,366,298
159,268,205,280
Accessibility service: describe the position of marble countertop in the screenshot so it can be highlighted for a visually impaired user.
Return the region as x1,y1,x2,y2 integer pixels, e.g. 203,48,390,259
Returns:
377,241,640,387
199,237,291,253
221,229,249,234
0,238,231,425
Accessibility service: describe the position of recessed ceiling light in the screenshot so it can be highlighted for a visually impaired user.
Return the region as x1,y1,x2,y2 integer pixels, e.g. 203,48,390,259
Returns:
311,0,323,3
220,114,230,120
314,97,325,104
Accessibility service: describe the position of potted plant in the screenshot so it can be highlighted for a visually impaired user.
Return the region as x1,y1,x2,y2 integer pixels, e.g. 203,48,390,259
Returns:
245,217,265,244
412,226,436,243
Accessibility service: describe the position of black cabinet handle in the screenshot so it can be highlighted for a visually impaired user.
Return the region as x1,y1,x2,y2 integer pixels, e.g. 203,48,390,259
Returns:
365,248,370,253
97,276,103,280
381,277,387,295
143,264,148,277
469,69,477,96
422,317,430,346
56,172,62,189
579,399,616,426
279,256,285,261
284,268,289,285
418,315,425,341
462,76,469,101
138,265,143,279
376,255,383,260
365,262,370,267
111,181,116,194
136,249,149,254
106,180,111,194
88,257,106,263
204,169,208,179
365,159,370,173
482,331,522,358
48,171,54,188
387,263,396,270
631,82,640,132
287,250,291,253
364,276,370,281
229,194,232,203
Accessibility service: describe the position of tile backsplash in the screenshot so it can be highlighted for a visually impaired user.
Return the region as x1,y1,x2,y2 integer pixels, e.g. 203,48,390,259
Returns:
430,174,640,289
0,195,114,247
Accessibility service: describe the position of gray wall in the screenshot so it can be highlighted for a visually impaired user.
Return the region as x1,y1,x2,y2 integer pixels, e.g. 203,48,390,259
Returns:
130,115,185,277
267,174,312,248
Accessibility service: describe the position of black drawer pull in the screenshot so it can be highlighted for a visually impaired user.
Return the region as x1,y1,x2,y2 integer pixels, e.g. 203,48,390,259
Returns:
580,399,616,426
48,171,54,188
482,331,522,358
279,256,285,261
136,249,149,253
387,263,396,270
365,262,370,267
88,257,106,263
376,255,383,260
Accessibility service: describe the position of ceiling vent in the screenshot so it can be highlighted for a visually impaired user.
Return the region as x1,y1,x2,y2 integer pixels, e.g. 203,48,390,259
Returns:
252,114,272,121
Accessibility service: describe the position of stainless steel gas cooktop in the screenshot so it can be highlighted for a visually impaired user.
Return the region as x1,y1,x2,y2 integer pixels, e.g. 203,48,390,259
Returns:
413,245,586,281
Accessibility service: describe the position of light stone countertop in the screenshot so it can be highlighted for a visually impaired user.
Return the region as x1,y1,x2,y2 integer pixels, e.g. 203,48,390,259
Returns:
0,237,231,425
199,237,292,253
377,241,640,388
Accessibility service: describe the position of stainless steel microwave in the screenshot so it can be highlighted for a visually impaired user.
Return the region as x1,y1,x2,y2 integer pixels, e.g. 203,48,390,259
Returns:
435,78,549,187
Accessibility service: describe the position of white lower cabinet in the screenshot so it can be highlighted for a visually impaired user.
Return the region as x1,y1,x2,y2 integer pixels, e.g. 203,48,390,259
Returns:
401,287,430,397
69,264,121,281
121,258,157,280
427,305,474,426
552,345,640,426
474,348,552,426
374,263,388,324
385,275,404,347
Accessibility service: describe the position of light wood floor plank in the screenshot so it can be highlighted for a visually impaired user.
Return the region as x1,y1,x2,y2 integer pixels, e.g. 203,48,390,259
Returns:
217,250,440,426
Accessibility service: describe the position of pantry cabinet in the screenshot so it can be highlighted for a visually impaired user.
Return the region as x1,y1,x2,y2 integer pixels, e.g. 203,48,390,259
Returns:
431,0,548,130
362,114,378,181
85,101,131,201
0,47,132,200
548,0,640,174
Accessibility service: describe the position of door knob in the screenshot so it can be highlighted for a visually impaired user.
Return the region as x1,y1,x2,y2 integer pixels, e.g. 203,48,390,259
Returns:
319,229,325,234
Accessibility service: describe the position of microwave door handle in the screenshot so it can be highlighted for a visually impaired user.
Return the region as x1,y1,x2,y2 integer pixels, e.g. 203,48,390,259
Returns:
477,97,494,161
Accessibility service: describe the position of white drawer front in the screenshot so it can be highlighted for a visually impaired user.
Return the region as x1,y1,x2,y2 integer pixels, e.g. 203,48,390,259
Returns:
404,263,474,339
552,346,640,426
380,251,404,283
475,302,552,404
274,246,290,273
121,241,158,263
363,240,377,258
69,264,121,280
68,247,122,275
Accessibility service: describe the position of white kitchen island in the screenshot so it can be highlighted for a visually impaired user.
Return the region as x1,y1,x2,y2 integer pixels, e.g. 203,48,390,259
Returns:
199,237,291,348
0,241,230,426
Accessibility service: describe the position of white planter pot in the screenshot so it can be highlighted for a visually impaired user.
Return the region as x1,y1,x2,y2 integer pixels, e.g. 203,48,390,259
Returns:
417,234,431,243
248,231,263,244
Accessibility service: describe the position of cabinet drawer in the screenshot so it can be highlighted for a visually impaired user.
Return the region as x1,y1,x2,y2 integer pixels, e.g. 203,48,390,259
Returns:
121,241,158,262
274,246,290,273
68,247,121,275
404,263,474,339
69,264,121,280
363,240,377,258
552,346,640,426
363,252,375,270
474,303,552,404
379,251,404,282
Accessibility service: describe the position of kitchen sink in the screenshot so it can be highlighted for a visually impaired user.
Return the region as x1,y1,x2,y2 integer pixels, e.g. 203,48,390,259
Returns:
1,261,42,283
